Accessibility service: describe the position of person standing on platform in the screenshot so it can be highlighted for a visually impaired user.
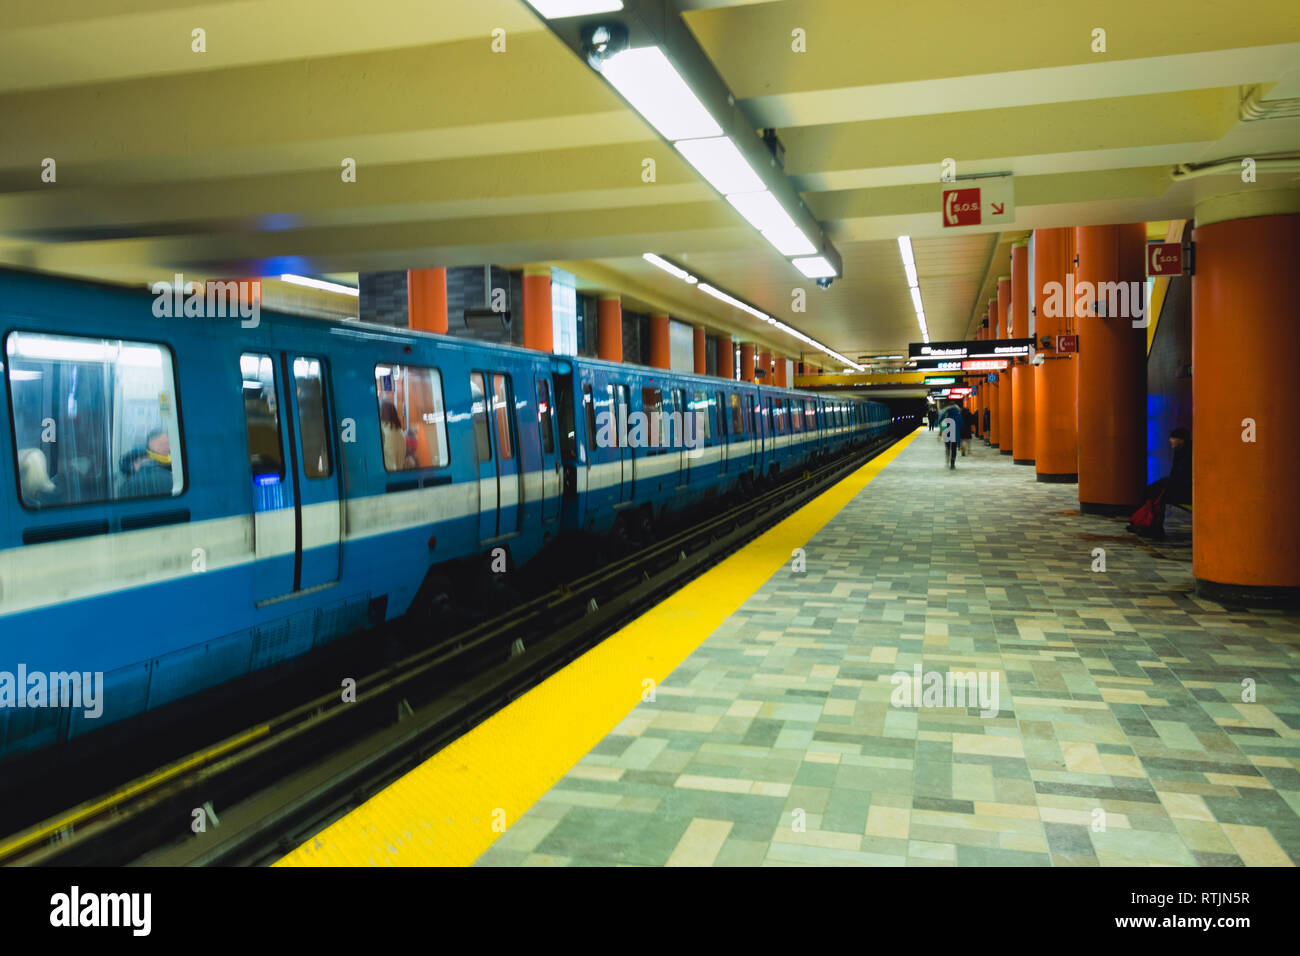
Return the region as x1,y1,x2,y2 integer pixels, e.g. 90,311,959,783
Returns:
982,406,990,438
940,401,962,469
961,404,974,456
927,406,936,431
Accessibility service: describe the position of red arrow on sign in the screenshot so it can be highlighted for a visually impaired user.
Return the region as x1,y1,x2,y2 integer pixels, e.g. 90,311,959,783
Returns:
990,202,1005,215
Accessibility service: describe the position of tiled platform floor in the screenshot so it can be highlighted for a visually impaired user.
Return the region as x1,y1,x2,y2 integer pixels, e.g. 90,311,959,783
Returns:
477,433,1300,867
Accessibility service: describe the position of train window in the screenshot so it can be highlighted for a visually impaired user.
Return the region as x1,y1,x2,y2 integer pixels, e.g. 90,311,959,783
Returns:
791,398,803,431
293,357,332,479
715,391,726,438
536,379,555,455
470,372,491,462
376,364,448,472
671,388,686,447
241,353,284,483
642,387,662,451
583,385,597,454
6,331,185,508
554,376,577,460
774,399,785,434
730,393,744,435
805,402,816,430
601,385,614,448
689,389,712,442
491,373,514,462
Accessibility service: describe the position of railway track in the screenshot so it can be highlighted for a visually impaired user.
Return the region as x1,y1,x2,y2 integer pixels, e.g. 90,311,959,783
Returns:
0,435,897,867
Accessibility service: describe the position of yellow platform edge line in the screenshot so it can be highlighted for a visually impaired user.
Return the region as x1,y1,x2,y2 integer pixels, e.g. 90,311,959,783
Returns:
275,429,920,867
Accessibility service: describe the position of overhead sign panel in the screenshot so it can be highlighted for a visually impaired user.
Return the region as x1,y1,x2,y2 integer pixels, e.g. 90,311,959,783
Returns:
941,176,1015,229
910,337,1034,361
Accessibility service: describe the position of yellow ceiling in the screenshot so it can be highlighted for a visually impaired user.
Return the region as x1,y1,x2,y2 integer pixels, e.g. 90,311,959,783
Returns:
0,0,1297,360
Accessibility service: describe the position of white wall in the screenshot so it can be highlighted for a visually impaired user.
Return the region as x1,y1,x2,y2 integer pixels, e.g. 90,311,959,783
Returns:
669,319,694,372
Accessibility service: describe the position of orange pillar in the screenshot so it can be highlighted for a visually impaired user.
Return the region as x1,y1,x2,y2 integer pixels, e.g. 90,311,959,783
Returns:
1192,210,1300,604
1075,223,1147,513
693,327,708,375
1010,240,1035,465
596,295,623,362
716,335,734,379
407,267,448,334
774,356,788,387
988,299,1000,448
997,277,1013,455
739,344,756,382
1033,227,1078,482
757,351,772,383
522,267,553,353
648,313,670,369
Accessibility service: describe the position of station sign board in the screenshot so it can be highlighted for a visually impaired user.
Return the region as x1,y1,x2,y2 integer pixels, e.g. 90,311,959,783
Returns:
1056,334,1078,353
962,359,1008,371
910,337,1034,362
1146,242,1186,277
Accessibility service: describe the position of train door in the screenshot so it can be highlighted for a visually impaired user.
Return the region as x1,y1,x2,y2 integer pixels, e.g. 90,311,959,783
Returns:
241,351,332,604
288,356,341,590
535,376,560,524
762,397,773,469
673,387,688,486
470,371,520,540
611,383,632,503
241,353,294,604
715,390,728,473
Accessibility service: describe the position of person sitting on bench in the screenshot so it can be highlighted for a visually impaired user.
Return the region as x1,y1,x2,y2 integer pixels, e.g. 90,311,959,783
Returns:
1127,427,1191,539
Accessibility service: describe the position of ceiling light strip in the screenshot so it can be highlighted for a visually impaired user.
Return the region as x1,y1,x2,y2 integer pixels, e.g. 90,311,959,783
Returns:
644,254,861,371
897,236,929,344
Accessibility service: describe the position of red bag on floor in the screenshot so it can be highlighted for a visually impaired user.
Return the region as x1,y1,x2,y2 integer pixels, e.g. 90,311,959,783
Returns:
1129,489,1166,532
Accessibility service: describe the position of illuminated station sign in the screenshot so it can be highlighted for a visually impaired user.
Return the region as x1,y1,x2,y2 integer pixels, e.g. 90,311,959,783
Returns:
909,338,1034,365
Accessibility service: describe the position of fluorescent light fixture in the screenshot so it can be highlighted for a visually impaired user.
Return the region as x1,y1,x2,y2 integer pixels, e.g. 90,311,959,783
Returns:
910,286,924,314
525,0,624,16
280,274,359,296
762,226,817,257
697,282,768,321
727,191,800,235
695,279,862,371
903,260,918,288
724,191,817,255
897,235,915,268
792,256,836,279
675,136,766,196
642,253,695,283
599,47,722,141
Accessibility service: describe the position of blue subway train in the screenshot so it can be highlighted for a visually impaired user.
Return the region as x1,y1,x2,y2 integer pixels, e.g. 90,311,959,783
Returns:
0,268,890,761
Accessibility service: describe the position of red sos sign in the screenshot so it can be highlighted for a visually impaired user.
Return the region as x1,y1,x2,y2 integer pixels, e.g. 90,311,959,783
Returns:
943,188,981,227
1147,242,1184,276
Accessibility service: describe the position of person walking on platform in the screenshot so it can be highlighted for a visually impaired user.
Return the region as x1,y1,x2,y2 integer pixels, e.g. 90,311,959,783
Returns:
961,405,974,456
982,406,990,439
926,406,936,431
940,401,962,469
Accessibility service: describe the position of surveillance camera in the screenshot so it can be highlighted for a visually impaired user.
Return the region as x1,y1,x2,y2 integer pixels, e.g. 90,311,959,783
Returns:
1031,353,1045,366
816,276,833,290
581,22,629,68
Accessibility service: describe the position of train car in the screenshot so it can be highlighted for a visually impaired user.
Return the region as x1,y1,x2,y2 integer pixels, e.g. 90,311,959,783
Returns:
0,268,888,762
